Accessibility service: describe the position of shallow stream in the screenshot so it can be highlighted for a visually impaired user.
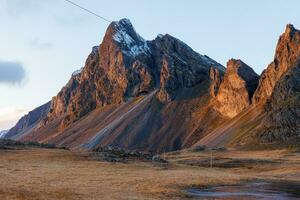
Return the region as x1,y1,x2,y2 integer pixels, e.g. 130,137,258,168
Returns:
186,181,300,199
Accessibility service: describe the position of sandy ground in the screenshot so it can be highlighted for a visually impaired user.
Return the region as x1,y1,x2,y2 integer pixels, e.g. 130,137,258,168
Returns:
0,148,299,200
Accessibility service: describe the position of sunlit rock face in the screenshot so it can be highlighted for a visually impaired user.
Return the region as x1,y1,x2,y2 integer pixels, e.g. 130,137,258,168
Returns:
214,59,259,118
253,24,300,105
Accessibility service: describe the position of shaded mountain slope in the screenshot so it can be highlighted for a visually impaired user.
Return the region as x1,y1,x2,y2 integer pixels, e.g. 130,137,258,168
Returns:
23,73,227,151
0,130,8,138
249,61,300,144
5,102,51,139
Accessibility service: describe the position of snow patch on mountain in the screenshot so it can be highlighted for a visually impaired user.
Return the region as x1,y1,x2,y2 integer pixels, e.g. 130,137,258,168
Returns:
72,67,83,77
112,19,150,57
113,30,135,45
157,34,164,38
125,42,150,57
0,130,8,138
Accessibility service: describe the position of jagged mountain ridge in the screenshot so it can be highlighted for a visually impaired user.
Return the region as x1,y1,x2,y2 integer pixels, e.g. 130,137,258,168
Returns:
197,24,300,148
253,24,300,105
12,19,227,151
40,18,224,130
7,19,300,151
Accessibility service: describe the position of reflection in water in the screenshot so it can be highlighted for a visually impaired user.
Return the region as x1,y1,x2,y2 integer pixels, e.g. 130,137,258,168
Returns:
186,181,300,200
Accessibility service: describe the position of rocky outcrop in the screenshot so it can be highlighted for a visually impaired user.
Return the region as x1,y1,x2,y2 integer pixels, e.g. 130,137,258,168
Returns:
209,67,223,97
5,101,51,139
253,24,300,105
256,60,300,142
214,59,259,118
198,25,300,148
246,24,300,144
154,34,224,102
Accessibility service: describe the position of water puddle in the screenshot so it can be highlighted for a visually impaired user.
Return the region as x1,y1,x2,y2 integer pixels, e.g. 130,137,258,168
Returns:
186,181,300,199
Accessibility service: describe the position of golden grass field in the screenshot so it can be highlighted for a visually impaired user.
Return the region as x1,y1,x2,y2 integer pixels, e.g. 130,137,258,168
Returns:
0,148,299,200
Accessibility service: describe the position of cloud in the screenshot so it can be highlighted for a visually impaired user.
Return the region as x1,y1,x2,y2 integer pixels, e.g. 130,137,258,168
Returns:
3,0,43,16
0,61,26,85
29,38,53,50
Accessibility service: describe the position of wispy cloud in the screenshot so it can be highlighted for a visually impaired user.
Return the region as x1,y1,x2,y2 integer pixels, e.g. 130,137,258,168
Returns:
0,61,26,85
3,0,50,17
29,38,53,50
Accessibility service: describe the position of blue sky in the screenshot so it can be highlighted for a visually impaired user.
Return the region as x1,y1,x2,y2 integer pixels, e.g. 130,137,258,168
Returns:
0,0,300,129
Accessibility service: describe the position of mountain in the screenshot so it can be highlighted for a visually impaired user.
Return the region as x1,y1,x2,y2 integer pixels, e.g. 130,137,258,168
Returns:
10,19,226,151
196,24,300,149
239,24,300,146
258,60,300,143
0,130,8,138
253,24,300,105
5,102,51,139
7,19,300,151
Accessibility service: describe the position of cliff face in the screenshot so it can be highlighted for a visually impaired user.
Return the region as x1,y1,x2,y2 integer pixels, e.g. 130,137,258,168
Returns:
253,24,300,105
152,34,224,102
248,25,300,143
256,61,300,142
214,59,259,118
195,24,300,149
43,19,154,129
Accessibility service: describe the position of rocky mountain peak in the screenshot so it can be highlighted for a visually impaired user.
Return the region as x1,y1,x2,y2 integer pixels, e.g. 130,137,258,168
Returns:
227,59,260,97
112,18,142,42
214,59,259,118
253,24,300,105
284,24,296,37
40,18,225,128
102,18,150,57
9,18,226,150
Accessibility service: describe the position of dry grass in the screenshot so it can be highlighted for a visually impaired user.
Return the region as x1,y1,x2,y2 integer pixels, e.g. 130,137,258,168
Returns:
0,148,299,200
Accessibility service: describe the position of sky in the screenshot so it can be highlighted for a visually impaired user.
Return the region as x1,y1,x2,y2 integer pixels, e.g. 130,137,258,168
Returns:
0,0,300,130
